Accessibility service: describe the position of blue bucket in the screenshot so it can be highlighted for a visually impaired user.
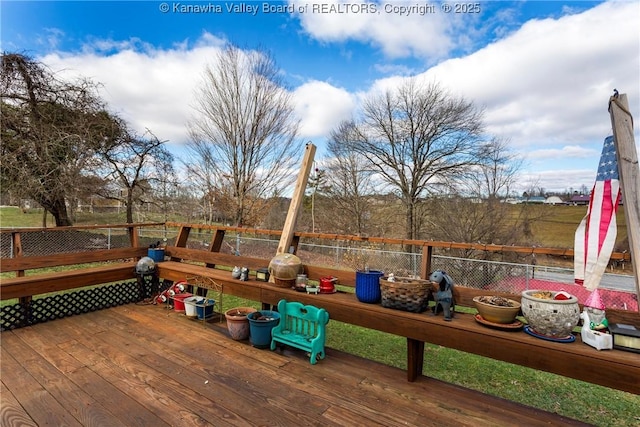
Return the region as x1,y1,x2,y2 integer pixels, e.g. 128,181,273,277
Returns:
147,248,165,263
355,270,384,303
248,310,281,348
195,298,216,320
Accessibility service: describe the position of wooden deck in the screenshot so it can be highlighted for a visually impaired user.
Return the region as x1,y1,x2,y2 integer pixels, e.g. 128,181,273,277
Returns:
1,304,591,427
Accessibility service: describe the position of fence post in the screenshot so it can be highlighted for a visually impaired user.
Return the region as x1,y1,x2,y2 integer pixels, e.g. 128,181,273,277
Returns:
420,245,433,279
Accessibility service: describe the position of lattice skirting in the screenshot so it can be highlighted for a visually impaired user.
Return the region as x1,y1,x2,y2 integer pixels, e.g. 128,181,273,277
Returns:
1,279,171,331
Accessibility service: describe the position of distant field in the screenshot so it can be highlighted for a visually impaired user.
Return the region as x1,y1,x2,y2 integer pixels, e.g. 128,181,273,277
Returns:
0,207,164,229
0,206,58,228
530,204,628,249
0,204,629,251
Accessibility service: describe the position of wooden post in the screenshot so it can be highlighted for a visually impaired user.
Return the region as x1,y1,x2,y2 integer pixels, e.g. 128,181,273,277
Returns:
276,143,316,254
420,245,433,279
609,92,640,306
127,226,140,248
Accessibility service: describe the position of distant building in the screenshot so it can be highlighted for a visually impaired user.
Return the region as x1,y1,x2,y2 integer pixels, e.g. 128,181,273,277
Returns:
544,196,564,205
503,196,549,204
569,195,590,206
523,196,546,204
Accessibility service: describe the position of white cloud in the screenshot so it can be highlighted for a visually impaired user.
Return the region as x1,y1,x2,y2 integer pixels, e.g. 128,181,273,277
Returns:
291,0,455,60
41,35,227,147
526,145,597,161
420,1,639,149
519,169,596,194
42,35,357,146
42,28,65,50
293,81,356,139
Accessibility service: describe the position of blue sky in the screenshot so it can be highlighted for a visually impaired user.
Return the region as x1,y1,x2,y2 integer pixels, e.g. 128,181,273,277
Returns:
2,0,639,194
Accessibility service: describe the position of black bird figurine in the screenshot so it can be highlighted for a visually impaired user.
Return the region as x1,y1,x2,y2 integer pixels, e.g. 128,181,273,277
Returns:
613,88,619,98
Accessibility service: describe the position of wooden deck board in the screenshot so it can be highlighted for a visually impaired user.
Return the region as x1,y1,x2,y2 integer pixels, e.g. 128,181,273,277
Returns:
1,343,84,427
1,304,593,427
0,380,39,427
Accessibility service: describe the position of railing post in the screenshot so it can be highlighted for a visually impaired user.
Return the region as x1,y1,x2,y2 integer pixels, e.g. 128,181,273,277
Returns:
175,226,191,248
209,228,226,253
11,231,23,262
420,245,433,279
127,226,140,248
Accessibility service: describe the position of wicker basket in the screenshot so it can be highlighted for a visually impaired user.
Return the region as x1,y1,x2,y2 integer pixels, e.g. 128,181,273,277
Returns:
380,277,432,313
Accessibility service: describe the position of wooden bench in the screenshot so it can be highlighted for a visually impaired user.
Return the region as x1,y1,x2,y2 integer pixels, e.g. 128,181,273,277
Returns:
270,299,329,364
0,247,148,301
155,247,640,395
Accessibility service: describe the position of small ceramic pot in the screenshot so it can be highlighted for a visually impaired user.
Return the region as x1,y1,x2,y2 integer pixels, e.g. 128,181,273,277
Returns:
521,290,580,338
473,296,521,324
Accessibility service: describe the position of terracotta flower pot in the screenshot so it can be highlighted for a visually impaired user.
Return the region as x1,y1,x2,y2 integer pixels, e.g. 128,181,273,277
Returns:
224,307,257,341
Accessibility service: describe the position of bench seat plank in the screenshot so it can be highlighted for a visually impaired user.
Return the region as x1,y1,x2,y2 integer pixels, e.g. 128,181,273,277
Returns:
1,248,148,272
0,262,139,300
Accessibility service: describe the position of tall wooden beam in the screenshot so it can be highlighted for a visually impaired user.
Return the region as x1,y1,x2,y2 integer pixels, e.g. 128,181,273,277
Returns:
609,92,640,306
276,143,316,254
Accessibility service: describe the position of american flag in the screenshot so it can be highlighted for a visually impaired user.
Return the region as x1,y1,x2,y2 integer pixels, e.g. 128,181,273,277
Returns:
574,136,621,290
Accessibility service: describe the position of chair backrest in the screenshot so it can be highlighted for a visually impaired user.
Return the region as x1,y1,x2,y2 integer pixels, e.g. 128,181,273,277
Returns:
277,299,329,337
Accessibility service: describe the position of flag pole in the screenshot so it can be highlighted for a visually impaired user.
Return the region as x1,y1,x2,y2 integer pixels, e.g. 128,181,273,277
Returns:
608,92,640,307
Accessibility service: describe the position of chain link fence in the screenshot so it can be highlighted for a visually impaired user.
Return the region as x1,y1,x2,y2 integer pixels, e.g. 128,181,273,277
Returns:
215,233,637,311
0,225,169,259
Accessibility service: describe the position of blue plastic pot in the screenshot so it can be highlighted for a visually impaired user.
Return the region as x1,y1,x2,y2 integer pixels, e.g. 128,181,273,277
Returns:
355,270,384,303
247,310,281,348
195,298,216,320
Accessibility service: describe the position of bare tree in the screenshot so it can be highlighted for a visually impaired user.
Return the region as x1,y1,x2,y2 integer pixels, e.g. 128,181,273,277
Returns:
428,138,525,246
187,45,300,226
1,52,117,226
471,138,522,200
337,79,485,242
324,125,376,235
95,129,174,223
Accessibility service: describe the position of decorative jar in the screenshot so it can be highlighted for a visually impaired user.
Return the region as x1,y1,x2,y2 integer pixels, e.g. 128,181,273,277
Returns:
268,253,302,287
295,274,308,292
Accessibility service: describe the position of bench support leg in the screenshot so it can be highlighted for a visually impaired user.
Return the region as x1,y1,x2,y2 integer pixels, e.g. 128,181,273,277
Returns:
407,338,424,382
